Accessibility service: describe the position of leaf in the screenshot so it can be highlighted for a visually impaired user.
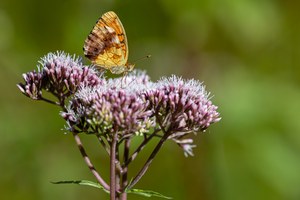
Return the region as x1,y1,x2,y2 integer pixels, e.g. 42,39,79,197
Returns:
51,180,173,199
51,180,109,193
126,188,172,199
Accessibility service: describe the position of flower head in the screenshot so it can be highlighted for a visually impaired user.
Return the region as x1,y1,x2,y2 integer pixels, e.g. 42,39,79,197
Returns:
18,51,104,101
62,75,154,139
40,51,104,94
143,75,220,155
17,71,44,99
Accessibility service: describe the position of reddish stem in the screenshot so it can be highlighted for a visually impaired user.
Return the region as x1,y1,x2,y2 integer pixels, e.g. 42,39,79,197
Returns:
110,133,118,200
73,133,110,191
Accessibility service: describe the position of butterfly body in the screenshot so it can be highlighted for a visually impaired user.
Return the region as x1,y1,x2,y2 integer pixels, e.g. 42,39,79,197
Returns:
83,11,134,74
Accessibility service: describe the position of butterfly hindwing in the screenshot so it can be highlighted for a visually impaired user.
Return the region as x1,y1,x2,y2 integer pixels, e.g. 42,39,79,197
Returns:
83,11,133,74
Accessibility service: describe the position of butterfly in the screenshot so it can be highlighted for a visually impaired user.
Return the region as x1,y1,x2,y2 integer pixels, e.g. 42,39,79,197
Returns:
83,11,134,74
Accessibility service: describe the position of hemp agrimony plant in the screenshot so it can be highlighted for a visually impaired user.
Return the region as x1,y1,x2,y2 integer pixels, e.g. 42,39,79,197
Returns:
17,51,221,200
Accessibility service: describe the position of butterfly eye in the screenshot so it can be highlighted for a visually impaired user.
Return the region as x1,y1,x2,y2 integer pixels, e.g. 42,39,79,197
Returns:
94,48,98,51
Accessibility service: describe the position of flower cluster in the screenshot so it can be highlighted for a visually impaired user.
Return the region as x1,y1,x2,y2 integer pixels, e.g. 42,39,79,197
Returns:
17,51,103,102
18,51,220,156
144,76,220,133
62,83,153,139
141,76,220,156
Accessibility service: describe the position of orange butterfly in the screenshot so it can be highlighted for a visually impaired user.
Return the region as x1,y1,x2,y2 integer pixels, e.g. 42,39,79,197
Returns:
83,11,134,74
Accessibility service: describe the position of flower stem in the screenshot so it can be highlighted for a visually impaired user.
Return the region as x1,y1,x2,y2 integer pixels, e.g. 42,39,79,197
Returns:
126,133,168,190
120,139,131,200
110,133,118,200
40,97,60,106
96,134,110,155
73,133,110,191
122,128,160,168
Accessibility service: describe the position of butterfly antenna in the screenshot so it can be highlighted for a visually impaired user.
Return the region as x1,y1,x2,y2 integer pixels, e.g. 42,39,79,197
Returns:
132,55,151,63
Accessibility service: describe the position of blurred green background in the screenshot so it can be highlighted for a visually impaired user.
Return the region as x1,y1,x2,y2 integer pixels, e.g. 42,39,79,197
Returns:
1,0,300,199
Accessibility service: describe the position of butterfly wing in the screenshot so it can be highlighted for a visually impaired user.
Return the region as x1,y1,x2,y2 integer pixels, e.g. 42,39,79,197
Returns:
83,11,129,73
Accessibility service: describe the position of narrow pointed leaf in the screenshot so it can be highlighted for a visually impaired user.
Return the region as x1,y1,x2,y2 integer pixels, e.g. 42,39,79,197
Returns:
51,180,109,193
127,188,172,199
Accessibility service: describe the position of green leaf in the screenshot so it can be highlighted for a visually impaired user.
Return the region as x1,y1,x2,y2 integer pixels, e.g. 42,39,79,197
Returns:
126,188,172,199
51,180,109,193
52,180,172,199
